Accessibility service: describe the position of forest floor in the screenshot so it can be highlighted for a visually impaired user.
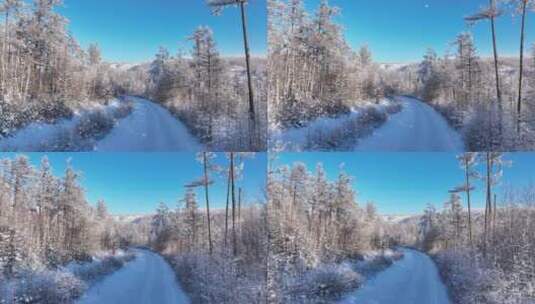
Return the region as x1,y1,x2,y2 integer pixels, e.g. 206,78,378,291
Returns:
339,248,451,304
355,96,465,151
0,97,202,151
76,249,190,304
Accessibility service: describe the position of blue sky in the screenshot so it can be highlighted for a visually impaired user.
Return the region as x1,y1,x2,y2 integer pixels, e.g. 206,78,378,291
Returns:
273,153,535,215
0,153,267,215
305,0,534,62
57,0,267,62
54,0,530,63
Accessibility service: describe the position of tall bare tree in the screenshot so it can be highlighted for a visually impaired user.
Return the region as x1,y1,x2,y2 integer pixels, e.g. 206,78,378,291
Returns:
466,0,503,137
517,0,528,134
505,0,535,133
207,0,256,139
451,153,479,246
202,153,214,255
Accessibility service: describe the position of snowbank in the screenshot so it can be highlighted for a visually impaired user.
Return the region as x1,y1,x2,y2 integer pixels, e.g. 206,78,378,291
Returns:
0,98,133,151
167,253,265,303
435,249,535,304
269,98,402,151
284,262,363,302
281,249,404,303
0,250,135,304
353,249,404,278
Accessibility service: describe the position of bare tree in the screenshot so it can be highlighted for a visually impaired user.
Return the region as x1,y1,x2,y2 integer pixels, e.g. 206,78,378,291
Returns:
466,0,503,135
451,153,479,246
199,153,216,255
516,0,528,134
505,0,535,134
207,0,256,139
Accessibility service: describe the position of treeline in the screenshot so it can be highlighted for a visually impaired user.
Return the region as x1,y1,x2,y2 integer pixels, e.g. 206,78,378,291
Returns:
268,0,401,128
414,0,535,151
0,155,124,278
0,0,125,137
267,162,394,302
416,153,535,303
148,152,268,303
142,27,267,151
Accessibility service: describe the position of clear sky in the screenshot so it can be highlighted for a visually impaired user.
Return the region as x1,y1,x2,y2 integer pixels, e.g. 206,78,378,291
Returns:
56,0,267,63
273,152,535,216
0,153,267,215
305,0,534,63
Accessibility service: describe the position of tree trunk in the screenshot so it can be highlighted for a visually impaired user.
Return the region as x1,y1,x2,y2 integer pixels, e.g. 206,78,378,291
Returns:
224,166,231,249
484,152,492,256
489,0,503,141
517,0,527,135
465,159,473,245
230,153,237,256
2,10,10,97
239,1,256,147
202,153,213,255
238,187,242,224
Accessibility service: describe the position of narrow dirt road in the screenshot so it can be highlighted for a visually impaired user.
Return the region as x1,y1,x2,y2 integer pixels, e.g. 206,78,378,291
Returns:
340,248,451,304
355,96,465,151
77,249,190,304
95,97,202,151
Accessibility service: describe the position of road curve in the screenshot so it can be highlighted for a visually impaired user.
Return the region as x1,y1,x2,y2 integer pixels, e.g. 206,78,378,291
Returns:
340,248,451,304
95,97,202,152
355,96,465,151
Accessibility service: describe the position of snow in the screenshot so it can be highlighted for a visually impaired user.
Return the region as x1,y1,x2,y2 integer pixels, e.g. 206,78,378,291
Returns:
340,248,451,304
355,96,465,151
77,249,190,304
0,96,202,151
95,97,202,152
270,99,396,151
0,100,124,151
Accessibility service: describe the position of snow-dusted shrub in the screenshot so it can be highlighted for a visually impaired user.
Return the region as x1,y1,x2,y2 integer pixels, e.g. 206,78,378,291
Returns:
70,252,135,284
75,110,115,140
354,250,404,278
270,98,403,151
75,99,135,141
0,100,113,144
284,263,363,303
304,101,401,151
430,101,464,130
433,249,529,304
168,252,266,304
112,100,134,120
0,100,73,138
0,269,86,304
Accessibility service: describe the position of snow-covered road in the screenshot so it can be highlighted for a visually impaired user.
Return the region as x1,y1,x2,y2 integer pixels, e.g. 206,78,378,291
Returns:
340,248,450,304
0,97,202,151
355,96,465,151
95,97,202,151
77,249,190,304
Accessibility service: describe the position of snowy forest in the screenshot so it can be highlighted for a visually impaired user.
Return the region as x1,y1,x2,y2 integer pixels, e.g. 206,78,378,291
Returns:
0,155,135,303
0,0,266,152
267,160,403,303
0,153,534,304
412,153,535,303
266,154,535,304
268,0,403,150
145,152,268,303
268,0,535,151
0,152,268,303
